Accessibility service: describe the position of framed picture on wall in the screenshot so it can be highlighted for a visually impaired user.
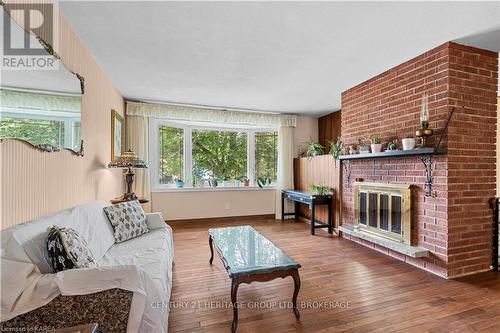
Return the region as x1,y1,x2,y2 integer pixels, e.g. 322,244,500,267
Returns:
111,109,124,161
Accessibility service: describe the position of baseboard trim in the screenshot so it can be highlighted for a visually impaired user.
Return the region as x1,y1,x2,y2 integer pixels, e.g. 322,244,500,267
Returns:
448,268,492,279
168,214,276,223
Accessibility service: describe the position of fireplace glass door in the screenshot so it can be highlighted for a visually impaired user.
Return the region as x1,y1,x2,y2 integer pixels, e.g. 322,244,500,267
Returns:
354,182,411,245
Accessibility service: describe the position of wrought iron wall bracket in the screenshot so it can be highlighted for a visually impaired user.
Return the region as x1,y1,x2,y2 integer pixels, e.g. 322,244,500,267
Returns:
343,160,351,189
420,154,433,197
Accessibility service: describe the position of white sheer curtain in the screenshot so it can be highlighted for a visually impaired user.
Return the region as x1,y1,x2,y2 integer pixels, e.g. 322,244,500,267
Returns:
275,126,295,219
126,115,151,211
127,101,296,127
0,89,81,112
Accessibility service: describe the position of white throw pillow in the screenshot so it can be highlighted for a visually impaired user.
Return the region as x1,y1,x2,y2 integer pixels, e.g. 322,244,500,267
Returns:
103,200,149,243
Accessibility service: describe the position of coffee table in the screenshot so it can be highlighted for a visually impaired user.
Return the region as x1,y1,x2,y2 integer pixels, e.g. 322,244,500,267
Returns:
208,225,301,332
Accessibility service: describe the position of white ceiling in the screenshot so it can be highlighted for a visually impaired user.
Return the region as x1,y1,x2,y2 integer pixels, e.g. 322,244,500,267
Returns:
58,1,500,116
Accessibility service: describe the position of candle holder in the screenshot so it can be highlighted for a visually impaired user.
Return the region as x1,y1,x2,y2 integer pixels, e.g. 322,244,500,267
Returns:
416,123,433,148
416,93,433,148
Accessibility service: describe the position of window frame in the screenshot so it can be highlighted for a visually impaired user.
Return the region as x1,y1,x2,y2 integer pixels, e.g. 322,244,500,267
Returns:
1,106,81,149
149,118,277,191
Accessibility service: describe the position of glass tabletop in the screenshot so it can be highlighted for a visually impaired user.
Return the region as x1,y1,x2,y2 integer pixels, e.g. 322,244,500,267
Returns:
208,225,300,277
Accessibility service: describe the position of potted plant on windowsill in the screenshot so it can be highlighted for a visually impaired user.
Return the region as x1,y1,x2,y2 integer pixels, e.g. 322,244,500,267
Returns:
174,177,184,188
257,177,272,188
237,176,250,187
370,135,382,153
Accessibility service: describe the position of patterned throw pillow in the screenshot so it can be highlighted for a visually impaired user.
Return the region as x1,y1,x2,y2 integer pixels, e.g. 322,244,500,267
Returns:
47,226,96,272
103,200,149,243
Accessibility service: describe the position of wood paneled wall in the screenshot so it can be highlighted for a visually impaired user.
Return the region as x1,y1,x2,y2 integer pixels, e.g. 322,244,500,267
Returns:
293,155,341,231
318,111,341,151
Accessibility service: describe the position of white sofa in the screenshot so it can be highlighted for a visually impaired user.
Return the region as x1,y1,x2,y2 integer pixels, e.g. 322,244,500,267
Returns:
0,200,174,333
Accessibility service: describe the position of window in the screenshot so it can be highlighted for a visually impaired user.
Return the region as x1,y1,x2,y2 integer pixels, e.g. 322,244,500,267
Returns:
0,117,65,147
255,131,278,181
158,125,184,185
0,115,81,150
192,129,247,182
150,120,278,189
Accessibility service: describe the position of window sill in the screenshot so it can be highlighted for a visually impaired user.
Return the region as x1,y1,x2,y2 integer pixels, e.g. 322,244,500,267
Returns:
152,186,276,193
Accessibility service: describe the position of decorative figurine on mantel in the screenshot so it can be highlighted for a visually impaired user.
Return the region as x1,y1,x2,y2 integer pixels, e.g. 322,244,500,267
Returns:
415,93,433,147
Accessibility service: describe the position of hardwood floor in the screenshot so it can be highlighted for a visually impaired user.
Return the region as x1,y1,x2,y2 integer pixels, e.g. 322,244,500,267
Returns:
168,217,500,333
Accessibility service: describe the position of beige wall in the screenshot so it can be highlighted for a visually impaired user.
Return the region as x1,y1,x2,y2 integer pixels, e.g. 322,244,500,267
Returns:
294,116,319,157
1,6,125,229
152,189,275,220
152,116,318,220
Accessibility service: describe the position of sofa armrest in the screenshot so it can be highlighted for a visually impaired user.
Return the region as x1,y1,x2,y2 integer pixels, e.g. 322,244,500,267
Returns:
0,288,132,333
146,212,167,230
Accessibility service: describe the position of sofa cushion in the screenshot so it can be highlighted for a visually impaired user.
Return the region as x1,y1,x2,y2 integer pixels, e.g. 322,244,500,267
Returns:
97,224,173,293
47,226,95,272
103,201,149,243
10,201,115,273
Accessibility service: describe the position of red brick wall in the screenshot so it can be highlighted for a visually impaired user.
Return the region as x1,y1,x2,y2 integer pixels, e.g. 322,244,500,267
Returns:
340,42,498,278
446,44,498,277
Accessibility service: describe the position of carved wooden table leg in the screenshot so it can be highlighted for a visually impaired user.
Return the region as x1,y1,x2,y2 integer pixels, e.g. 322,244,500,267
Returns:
209,235,214,264
291,269,301,319
231,278,240,333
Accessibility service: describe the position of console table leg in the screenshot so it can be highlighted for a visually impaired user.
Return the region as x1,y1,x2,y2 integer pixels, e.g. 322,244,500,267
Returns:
291,269,301,319
281,194,285,220
310,204,315,235
328,201,333,234
209,235,214,265
231,279,240,332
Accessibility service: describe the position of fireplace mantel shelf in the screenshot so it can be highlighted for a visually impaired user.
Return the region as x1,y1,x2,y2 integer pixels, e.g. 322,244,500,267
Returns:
339,147,445,196
339,224,430,258
338,148,445,160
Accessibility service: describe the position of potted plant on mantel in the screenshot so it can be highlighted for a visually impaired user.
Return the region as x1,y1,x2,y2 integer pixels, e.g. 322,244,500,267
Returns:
328,137,343,159
402,134,416,151
358,138,370,154
370,135,383,153
387,139,398,151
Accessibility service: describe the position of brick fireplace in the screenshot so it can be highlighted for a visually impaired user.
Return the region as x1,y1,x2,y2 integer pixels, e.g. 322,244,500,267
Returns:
340,42,498,278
